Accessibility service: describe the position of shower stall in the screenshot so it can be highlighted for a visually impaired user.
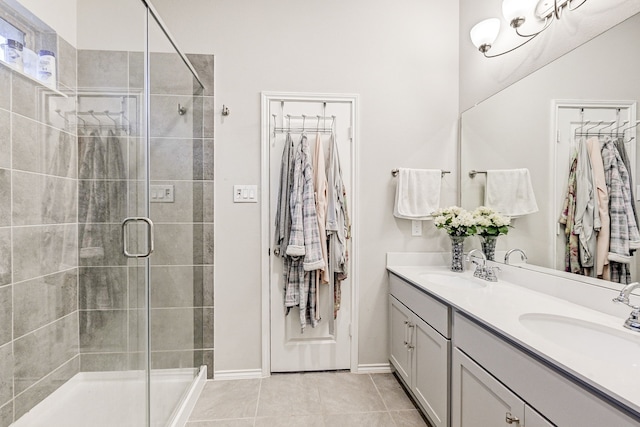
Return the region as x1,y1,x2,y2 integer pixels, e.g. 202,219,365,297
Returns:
0,0,214,426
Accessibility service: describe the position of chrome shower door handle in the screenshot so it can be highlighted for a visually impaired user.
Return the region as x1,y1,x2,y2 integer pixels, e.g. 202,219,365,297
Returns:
122,217,155,258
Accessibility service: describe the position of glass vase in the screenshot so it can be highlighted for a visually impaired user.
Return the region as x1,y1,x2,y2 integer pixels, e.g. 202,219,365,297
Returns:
480,235,498,261
450,235,466,272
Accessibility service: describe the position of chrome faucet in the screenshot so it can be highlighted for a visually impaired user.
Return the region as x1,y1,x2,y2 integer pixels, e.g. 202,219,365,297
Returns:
466,249,500,281
467,249,487,279
505,248,527,265
612,282,640,332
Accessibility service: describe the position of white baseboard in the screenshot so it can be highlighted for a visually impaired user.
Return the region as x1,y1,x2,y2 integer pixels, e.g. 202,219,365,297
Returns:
357,363,392,374
214,369,264,381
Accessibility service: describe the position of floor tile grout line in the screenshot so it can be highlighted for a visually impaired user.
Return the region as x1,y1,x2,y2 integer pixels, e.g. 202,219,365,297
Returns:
253,377,262,426
368,373,400,427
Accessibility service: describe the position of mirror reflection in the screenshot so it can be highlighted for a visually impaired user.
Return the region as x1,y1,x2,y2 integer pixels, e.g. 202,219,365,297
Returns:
460,12,640,283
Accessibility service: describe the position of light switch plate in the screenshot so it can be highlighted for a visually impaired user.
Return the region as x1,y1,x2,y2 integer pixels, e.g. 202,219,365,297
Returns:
233,185,258,203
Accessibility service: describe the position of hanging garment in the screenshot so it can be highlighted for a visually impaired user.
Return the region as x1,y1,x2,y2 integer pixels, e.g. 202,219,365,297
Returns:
610,262,631,285
559,151,581,274
614,138,638,225
78,129,126,309
573,137,600,272
286,135,325,271
312,133,329,322
105,130,126,224
273,133,295,257
326,133,350,318
586,137,609,279
42,129,77,272
285,134,324,330
601,137,640,273
313,133,330,285
78,130,108,259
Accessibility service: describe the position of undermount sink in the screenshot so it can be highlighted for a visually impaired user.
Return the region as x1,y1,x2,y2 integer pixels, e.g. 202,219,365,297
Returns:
419,273,487,289
519,313,640,368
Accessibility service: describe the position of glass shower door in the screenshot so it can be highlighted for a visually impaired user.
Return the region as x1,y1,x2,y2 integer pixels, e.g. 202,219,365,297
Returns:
145,8,207,427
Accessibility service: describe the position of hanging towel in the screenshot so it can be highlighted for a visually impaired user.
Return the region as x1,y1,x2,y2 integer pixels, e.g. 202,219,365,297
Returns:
393,168,441,220
485,168,538,217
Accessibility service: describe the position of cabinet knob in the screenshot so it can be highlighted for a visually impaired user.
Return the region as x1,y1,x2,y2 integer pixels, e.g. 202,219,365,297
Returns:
505,412,520,425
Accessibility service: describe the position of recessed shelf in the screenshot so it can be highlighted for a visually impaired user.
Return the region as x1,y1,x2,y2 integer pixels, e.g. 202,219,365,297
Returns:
0,59,68,98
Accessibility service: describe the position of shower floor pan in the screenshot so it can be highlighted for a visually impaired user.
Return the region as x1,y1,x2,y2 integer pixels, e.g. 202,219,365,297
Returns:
12,367,205,427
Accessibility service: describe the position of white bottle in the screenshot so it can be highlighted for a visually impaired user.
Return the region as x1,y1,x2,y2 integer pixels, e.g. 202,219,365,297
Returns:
4,39,24,72
0,36,5,62
23,48,37,78
38,50,56,88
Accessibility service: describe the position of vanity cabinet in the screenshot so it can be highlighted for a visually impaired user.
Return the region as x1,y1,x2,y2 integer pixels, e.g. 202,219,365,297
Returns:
388,263,640,427
453,312,640,427
452,348,553,427
389,274,449,427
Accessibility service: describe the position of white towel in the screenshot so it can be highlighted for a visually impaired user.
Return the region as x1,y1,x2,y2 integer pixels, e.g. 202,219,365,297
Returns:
393,168,441,220
485,168,538,217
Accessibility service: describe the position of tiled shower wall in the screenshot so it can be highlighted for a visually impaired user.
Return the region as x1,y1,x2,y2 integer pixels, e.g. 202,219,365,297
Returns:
148,53,214,376
0,44,214,426
76,50,215,378
0,37,79,426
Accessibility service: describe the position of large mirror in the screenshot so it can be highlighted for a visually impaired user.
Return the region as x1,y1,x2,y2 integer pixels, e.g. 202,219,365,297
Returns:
460,12,640,281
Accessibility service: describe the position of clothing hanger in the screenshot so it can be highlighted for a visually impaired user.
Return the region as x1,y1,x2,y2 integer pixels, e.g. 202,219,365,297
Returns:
54,109,69,129
583,120,603,135
609,120,629,136
621,121,639,143
598,120,616,136
87,110,102,130
77,115,87,130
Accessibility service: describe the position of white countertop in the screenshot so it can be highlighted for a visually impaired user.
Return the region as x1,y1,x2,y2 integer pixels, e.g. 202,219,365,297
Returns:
387,256,640,417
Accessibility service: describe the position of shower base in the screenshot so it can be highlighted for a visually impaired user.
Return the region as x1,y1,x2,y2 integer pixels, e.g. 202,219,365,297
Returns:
12,367,206,427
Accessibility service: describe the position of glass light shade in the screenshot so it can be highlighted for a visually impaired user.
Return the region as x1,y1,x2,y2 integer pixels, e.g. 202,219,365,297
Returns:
470,18,501,50
502,0,530,22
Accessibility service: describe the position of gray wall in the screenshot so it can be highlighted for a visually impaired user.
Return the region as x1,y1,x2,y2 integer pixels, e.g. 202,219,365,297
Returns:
149,0,461,373
0,35,80,426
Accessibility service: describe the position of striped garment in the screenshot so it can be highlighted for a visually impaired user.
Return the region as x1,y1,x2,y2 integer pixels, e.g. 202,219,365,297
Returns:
283,135,325,330
601,138,640,269
286,135,325,271
273,133,295,257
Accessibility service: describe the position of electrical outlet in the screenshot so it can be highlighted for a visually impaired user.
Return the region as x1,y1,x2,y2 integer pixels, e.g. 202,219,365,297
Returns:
411,220,422,236
150,184,174,203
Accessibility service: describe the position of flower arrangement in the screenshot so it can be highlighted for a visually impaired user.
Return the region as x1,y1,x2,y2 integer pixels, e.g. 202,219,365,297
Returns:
472,206,511,237
432,206,477,237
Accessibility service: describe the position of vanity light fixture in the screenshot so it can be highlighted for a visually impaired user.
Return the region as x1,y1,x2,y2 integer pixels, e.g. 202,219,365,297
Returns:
470,0,588,58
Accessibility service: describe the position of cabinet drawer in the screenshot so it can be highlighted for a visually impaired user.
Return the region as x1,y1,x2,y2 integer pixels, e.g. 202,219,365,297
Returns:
389,273,450,338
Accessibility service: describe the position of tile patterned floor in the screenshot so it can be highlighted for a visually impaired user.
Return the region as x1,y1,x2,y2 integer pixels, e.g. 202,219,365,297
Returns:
186,372,430,427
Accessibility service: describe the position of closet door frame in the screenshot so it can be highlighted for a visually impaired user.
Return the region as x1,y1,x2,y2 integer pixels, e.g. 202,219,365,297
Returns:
260,91,360,376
